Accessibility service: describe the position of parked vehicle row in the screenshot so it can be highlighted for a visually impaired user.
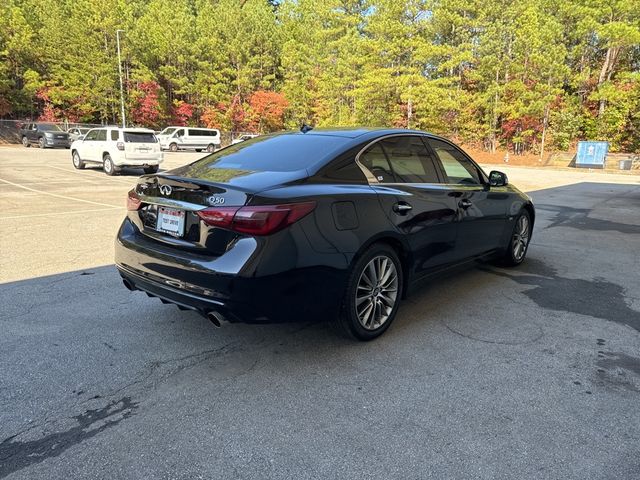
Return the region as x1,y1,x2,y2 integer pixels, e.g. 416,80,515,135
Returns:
115,128,534,340
71,127,163,176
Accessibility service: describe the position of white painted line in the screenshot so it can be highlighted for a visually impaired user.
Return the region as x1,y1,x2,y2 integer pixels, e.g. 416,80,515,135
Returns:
1,207,123,220
45,165,136,184
0,177,122,208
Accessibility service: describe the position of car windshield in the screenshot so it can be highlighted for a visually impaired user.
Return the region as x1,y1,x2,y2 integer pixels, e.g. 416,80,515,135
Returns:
124,131,157,143
40,124,63,131
160,128,176,135
192,134,350,172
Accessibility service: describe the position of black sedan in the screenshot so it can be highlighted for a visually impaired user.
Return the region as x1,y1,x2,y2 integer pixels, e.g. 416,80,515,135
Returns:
116,128,534,340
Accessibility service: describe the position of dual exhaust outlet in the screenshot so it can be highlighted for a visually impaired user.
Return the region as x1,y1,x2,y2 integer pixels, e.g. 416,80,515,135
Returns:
121,278,226,327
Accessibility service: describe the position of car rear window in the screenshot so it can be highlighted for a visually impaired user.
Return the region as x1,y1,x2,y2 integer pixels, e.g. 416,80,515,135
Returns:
193,134,349,172
124,132,157,143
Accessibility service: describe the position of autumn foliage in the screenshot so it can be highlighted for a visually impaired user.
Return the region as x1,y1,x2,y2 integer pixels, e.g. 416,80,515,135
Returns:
130,81,163,128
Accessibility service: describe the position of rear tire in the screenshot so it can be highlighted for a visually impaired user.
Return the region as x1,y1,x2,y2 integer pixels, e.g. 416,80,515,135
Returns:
72,151,85,169
496,210,531,267
331,243,403,341
22,136,30,147
206,144,215,153
143,165,159,174
103,154,117,176
169,143,178,152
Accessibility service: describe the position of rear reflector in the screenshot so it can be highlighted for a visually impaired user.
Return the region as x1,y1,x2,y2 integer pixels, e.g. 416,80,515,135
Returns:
197,202,316,235
127,189,142,211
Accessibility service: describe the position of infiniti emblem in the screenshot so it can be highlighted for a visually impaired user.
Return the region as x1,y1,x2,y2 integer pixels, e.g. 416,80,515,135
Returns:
159,184,172,196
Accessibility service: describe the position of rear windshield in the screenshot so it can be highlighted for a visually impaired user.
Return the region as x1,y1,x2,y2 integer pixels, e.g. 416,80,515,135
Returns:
124,132,157,143
193,134,349,172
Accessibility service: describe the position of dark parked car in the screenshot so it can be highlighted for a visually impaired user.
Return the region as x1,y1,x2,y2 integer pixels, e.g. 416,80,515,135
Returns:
116,128,534,340
20,123,70,148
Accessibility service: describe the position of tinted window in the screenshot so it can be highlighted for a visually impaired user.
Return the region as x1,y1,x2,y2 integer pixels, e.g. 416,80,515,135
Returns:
95,129,107,141
192,134,350,172
175,129,185,137
161,127,176,135
380,136,440,183
124,132,157,143
84,130,98,141
39,123,62,131
110,130,119,141
428,139,481,185
359,143,396,183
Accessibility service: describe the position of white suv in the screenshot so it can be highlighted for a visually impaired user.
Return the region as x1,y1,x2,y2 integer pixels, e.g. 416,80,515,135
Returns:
157,127,221,152
70,127,163,176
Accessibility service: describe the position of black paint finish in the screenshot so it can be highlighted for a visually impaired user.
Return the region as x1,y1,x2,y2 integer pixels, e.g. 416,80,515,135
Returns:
116,128,534,324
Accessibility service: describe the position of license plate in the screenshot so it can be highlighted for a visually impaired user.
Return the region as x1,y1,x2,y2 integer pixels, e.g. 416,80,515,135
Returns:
156,207,185,237
137,147,150,152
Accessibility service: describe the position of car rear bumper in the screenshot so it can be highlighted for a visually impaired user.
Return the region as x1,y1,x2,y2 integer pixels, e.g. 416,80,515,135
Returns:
115,218,348,323
114,154,164,166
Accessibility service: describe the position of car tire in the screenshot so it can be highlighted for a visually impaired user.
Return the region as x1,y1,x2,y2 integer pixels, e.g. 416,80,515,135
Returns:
206,144,215,153
103,155,117,176
497,210,532,267
144,165,158,174
72,151,85,170
22,136,30,147
331,243,403,341
38,137,46,148
195,149,202,153
169,143,178,152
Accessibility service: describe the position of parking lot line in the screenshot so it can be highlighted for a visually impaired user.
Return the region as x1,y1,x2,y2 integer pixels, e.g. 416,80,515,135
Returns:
1,207,123,220
0,177,122,208
44,165,138,185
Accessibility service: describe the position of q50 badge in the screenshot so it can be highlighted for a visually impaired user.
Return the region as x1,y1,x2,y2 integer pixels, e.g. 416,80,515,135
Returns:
207,195,225,205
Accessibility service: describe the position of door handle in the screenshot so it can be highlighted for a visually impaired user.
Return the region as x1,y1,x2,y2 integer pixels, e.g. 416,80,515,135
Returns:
459,199,473,209
393,202,413,215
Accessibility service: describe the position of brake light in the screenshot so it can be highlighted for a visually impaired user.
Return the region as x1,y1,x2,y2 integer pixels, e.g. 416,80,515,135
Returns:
197,202,316,235
127,189,142,210
117,142,125,151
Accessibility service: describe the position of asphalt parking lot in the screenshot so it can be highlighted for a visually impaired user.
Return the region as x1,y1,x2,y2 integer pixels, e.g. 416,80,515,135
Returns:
1,145,639,479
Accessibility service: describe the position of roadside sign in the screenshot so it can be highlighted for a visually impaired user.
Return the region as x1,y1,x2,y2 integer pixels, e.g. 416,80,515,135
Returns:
576,141,608,169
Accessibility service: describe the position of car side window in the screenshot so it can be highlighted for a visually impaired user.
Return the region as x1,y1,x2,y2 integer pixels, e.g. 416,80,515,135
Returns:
110,130,119,141
428,139,481,185
176,129,185,138
359,143,397,183
84,130,98,141
379,136,441,183
95,130,107,141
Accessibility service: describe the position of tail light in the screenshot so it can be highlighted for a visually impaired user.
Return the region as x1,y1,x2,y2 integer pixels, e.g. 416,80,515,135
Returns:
117,142,125,151
197,202,316,236
127,189,142,211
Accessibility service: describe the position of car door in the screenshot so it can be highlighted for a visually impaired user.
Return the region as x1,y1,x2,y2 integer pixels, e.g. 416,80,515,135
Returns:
426,138,508,258
28,124,38,143
81,129,99,161
174,128,185,149
359,135,459,277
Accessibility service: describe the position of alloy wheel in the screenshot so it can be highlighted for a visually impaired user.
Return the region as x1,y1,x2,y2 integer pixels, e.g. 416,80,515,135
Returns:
512,215,530,261
355,255,399,330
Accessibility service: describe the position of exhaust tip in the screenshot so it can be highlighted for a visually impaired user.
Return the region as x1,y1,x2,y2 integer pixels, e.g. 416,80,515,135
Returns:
206,311,225,328
122,278,135,291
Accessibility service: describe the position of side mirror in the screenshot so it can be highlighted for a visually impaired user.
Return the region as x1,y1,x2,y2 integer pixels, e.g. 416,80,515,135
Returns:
489,170,508,187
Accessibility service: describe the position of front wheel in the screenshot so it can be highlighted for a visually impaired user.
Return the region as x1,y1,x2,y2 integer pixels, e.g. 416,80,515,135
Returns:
72,151,85,169
38,137,45,148
331,244,403,341
22,136,30,147
103,155,117,176
498,210,532,267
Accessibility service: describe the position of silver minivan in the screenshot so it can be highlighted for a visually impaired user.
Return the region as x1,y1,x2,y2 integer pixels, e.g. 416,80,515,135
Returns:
157,127,221,152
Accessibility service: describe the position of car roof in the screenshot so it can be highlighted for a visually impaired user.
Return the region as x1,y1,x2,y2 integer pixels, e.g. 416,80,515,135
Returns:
284,127,432,139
